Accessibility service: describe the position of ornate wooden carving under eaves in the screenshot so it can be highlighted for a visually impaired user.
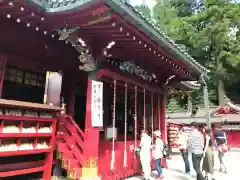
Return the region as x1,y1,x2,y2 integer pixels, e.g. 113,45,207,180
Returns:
55,27,96,72
47,0,91,9
78,49,96,72
107,59,153,82
119,61,153,82
56,27,79,41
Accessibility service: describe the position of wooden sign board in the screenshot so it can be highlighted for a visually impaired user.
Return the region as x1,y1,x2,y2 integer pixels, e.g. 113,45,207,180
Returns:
91,80,103,127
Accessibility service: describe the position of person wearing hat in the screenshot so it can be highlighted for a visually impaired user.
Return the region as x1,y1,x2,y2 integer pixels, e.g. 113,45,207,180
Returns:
153,130,164,180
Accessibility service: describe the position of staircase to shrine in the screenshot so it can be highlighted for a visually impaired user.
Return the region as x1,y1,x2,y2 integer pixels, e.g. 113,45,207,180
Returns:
56,115,85,179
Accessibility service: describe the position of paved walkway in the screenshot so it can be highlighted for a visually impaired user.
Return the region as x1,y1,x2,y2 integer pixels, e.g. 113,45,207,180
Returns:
126,150,239,180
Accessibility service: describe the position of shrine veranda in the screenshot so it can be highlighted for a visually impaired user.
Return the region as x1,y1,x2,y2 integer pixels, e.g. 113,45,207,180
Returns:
0,0,208,179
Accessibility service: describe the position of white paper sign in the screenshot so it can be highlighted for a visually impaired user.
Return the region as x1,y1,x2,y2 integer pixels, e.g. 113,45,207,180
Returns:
105,127,118,140
91,80,103,127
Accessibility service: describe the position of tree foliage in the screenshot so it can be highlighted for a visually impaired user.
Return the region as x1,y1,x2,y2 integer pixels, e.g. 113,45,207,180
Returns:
136,0,240,109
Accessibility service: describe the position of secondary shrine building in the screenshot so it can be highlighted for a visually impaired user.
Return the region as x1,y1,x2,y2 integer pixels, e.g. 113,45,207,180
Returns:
0,0,208,179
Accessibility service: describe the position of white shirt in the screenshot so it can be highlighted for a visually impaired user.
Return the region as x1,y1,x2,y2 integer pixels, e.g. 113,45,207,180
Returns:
139,134,152,152
154,138,164,159
178,132,188,150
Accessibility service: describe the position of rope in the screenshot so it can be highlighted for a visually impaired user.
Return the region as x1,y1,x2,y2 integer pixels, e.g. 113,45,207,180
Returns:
123,83,128,167
151,93,154,141
134,86,137,158
158,95,160,131
143,89,146,130
110,80,116,170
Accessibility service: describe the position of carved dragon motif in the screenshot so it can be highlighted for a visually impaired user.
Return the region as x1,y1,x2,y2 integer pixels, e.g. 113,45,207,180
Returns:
55,27,96,72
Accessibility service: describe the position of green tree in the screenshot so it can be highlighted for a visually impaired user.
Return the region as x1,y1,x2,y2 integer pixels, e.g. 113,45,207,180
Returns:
138,0,240,108
135,4,151,19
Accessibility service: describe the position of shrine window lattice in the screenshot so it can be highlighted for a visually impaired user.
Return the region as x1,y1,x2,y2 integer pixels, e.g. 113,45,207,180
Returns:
4,67,45,87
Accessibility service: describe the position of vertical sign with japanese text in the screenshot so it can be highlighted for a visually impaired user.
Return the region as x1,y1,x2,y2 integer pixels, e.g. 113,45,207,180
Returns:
91,80,103,127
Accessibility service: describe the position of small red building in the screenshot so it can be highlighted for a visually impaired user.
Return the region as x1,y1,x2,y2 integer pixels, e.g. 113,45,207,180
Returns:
0,0,208,179
167,97,240,150
211,98,240,148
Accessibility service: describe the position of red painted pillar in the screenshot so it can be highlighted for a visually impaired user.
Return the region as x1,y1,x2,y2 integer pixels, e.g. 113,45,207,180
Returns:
81,77,101,179
159,94,168,168
154,97,158,131
160,95,167,143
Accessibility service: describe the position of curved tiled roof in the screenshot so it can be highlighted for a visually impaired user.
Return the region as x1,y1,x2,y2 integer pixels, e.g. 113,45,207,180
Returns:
120,0,209,76
29,0,209,78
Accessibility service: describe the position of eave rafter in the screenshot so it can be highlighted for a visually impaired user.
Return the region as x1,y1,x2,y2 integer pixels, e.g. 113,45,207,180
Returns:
0,0,206,83
80,11,196,80
110,14,196,80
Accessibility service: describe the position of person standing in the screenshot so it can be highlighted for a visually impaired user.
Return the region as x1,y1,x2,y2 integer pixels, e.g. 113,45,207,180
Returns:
202,126,215,180
139,130,152,180
178,127,190,174
187,122,204,180
214,126,228,173
153,130,164,180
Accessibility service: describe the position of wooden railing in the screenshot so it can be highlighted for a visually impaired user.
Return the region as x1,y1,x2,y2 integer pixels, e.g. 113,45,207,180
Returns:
56,115,85,179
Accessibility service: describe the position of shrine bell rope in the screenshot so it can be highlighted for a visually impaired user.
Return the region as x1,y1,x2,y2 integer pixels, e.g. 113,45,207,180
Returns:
123,83,128,167
110,80,116,170
158,95,160,131
143,89,146,130
134,86,138,158
151,93,154,140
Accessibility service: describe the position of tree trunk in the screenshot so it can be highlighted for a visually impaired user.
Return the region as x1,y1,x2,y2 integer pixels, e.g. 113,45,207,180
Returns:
187,93,193,112
218,79,225,105
216,56,225,105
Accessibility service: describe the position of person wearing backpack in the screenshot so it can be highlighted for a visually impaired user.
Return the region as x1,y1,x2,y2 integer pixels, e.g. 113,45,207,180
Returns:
153,130,164,180
214,126,229,173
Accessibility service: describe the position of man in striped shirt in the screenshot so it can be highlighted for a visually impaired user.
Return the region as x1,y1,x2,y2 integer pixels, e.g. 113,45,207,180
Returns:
187,122,204,180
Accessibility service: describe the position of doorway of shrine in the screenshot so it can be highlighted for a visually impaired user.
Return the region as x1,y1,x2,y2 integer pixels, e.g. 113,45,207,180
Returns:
74,84,87,130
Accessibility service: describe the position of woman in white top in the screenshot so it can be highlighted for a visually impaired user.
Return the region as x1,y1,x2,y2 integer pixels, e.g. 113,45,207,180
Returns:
139,130,152,180
153,130,164,180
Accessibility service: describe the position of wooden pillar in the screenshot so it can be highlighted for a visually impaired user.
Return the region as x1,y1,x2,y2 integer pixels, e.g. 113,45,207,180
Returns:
154,96,158,131
0,55,7,97
159,94,168,168
81,71,101,180
160,95,167,143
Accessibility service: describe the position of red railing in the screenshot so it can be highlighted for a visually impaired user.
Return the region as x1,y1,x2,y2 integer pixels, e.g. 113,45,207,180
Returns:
57,115,85,172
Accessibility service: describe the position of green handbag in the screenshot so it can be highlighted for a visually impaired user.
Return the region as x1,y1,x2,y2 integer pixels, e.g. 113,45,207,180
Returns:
135,148,141,156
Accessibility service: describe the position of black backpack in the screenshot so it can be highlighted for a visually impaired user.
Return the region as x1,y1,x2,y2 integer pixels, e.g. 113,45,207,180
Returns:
162,144,170,158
